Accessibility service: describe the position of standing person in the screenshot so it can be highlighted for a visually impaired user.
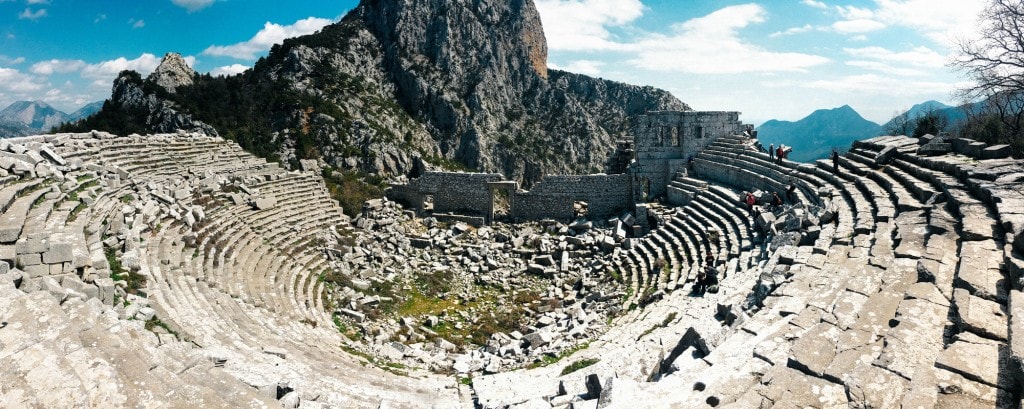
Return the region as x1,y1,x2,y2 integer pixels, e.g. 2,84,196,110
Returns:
745,191,756,215
768,143,775,162
775,145,784,165
832,150,840,173
787,182,797,203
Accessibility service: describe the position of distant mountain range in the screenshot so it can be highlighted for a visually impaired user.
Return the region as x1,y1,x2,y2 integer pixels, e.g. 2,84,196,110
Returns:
756,100,973,162
0,100,103,138
756,105,882,162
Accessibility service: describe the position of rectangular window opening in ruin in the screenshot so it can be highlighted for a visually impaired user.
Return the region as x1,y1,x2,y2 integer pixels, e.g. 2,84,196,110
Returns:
695,126,704,139
491,188,511,221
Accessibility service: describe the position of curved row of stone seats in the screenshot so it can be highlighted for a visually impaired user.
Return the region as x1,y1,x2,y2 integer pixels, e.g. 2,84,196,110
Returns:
843,147,926,213
695,135,869,247
471,135,1019,408
697,136,818,206
615,180,758,310
26,132,464,408
0,275,281,408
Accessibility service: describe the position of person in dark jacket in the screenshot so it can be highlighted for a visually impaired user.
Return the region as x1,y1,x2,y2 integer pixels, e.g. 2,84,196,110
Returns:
832,150,840,173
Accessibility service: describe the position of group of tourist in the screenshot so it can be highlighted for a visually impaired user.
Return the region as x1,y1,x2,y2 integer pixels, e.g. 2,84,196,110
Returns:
692,143,845,297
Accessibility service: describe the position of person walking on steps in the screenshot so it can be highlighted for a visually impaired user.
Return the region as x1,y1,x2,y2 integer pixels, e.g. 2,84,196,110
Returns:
776,145,784,165
745,191,756,215
832,150,840,173
768,143,775,163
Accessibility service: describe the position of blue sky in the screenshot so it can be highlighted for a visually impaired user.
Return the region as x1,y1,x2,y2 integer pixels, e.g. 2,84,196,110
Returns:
0,0,984,124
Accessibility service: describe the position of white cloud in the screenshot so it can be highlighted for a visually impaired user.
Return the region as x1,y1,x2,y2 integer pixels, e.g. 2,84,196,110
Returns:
801,74,952,95
561,60,605,76
828,0,984,46
131,19,145,29
627,4,829,74
534,0,644,51
81,53,170,79
0,67,45,93
845,60,925,76
770,24,817,38
844,46,947,68
171,0,215,12
94,14,106,23
210,64,249,77
202,17,334,60
873,0,985,45
30,59,87,75
831,19,885,34
18,8,46,21
0,55,25,65
836,5,875,20
802,0,828,9
26,0,50,4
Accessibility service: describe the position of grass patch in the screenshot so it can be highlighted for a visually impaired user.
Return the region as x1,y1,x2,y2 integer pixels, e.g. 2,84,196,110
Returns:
637,312,678,341
321,167,386,218
396,290,460,317
333,313,363,340
560,358,600,376
105,245,146,294
528,342,592,369
120,194,135,204
67,201,87,222
339,344,408,377
144,316,178,338
31,192,47,209
459,376,473,386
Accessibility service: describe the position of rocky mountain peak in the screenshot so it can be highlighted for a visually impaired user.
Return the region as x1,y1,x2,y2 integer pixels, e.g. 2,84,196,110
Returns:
148,52,195,93
78,0,684,183
356,0,549,89
0,100,69,134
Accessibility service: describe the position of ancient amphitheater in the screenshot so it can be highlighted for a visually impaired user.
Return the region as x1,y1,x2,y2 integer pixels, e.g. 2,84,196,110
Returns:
0,124,1022,408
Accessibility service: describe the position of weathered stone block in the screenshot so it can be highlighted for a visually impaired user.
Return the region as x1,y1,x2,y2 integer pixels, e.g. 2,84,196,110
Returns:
965,142,988,159
954,288,1008,341
918,143,951,156
982,144,1012,160
42,242,74,264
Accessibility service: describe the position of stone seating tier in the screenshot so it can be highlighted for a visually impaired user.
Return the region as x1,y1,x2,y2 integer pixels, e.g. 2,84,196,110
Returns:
2,131,1022,408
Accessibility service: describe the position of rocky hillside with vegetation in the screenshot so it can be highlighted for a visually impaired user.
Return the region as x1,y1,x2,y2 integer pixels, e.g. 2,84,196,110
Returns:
62,0,686,185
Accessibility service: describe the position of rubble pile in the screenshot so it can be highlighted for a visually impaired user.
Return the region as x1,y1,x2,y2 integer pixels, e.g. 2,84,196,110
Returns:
328,198,645,373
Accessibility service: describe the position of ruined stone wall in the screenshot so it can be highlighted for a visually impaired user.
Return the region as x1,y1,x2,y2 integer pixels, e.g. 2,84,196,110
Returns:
388,172,504,216
511,174,631,221
631,111,745,200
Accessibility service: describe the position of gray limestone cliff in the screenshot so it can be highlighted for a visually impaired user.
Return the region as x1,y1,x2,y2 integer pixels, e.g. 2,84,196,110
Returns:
93,0,686,183
147,53,195,94
109,71,218,137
